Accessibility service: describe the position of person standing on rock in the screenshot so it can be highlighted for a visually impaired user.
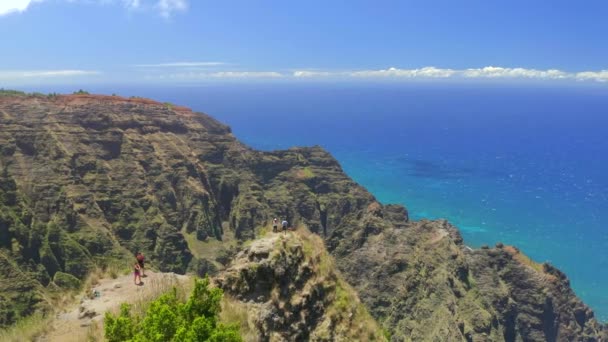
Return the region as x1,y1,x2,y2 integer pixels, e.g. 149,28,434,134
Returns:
282,219,288,234
133,262,142,285
272,218,278,233
136,252,146,277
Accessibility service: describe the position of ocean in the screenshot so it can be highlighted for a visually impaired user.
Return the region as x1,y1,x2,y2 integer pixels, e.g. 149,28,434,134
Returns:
45,82,608,320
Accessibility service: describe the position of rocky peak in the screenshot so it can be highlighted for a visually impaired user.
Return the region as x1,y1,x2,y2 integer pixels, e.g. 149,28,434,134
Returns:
215,230,386,341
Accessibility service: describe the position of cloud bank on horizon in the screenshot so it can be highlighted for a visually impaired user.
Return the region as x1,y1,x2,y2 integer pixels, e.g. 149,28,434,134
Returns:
141,65,608,83
292,66,608,83
1,65,608,83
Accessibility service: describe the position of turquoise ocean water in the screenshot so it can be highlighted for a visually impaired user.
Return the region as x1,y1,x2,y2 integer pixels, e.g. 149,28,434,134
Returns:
44,82,608,320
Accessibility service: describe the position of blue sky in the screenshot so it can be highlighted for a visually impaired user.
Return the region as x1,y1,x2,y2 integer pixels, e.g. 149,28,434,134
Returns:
1,0,607,85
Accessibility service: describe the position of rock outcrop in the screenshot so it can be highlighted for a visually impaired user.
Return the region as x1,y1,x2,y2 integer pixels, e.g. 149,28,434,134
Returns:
216,230,384,341
0,92,605,341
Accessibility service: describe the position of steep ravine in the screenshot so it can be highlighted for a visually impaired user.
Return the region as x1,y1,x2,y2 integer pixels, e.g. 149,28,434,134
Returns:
0,93,606,341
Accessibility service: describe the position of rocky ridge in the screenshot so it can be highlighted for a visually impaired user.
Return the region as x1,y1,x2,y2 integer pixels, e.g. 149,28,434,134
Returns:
0,92,606,341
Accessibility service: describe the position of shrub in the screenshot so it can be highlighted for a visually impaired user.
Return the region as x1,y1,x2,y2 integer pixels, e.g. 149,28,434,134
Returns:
104,277,241,342
53,271,81,289
104,304,135,342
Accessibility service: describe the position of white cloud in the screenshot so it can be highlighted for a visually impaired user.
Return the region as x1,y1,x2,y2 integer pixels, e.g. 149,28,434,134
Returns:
121,0,189,16
293,67,457,79
135,61,225,68
123,0,190,17
291,66,608,83
414,67,457,78
150,71,284,80
122,0,140,9
157,0,187,18
0,69,100,79
125,66,608,83
462,66,569,79
293,70,333,78
129,65,608,83
575,70,608,82
208,71,282,78
0,0,189,17
346,66,568,80
0,0,42,16
349,66,456,78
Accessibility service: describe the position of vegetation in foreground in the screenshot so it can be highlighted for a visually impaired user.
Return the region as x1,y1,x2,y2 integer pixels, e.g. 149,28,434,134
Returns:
104,277,241,342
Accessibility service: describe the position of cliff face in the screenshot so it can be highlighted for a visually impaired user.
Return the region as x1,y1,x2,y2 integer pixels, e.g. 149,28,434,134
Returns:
0,93,605,340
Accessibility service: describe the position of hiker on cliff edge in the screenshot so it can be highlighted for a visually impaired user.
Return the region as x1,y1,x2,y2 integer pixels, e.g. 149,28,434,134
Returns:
272,218,278,233
136,252,146,277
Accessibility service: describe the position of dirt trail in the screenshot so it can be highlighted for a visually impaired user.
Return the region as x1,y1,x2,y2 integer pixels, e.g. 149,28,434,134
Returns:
41,271,190,342
40,234,283,341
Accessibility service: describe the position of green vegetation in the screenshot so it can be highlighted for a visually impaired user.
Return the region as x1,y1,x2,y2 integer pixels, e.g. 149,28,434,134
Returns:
104,277,241,342
294,166,315,180
218,297,257,341
73,89,90,95
504,245,545,273
0,89,59,98
53,271,81,289
0,89,26,96
305,237,384,341
0,313,52,342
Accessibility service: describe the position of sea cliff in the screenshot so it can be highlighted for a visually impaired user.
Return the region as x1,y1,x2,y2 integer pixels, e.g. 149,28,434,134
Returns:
0,92,605,341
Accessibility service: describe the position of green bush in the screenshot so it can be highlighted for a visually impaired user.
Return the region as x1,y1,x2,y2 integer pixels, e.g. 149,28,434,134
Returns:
104,277,241,342
53,271,81,289
104,304,135,342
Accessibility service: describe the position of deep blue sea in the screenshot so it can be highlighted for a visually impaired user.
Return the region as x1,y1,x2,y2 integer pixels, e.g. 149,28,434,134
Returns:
40,82,608,321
